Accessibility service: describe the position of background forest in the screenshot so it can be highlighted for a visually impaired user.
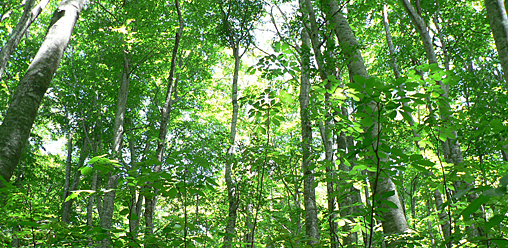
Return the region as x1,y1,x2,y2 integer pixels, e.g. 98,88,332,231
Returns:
0,0,507,247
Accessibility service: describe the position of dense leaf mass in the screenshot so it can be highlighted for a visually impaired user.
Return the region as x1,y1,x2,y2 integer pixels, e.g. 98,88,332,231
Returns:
0,0,507,247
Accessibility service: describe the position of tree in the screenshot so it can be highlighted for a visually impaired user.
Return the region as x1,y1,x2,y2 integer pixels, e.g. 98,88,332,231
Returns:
0,0,85,189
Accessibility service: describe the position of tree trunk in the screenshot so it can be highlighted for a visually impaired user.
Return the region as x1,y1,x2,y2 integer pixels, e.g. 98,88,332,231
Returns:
0,0,85,190
324,0,409,237
301,0,338,245
485,0,508,87
298,2,320,243
485,0,508,161
62,132,73,205
97,50,131,248
223,44,241,248
383,5,450,243
401,0,482,239
0,0,50,82
144,0,184,240
127,136,143,240
62,138,88,223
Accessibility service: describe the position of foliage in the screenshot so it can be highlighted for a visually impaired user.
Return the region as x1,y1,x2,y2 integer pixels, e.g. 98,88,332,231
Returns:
0,0,507,247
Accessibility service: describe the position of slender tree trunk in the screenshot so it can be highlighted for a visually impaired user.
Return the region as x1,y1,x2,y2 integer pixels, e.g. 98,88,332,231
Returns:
97,50,131,248
485,0,508,87
485,0,508,161
298,2,320,243
0,0,85,190
0,0,50,82
62,139,88,223
144,0,184,240
62,132,73,204
383,5,450,243
401,0,482,239
223,44,241,248
324,0,409,237
127,136,143,241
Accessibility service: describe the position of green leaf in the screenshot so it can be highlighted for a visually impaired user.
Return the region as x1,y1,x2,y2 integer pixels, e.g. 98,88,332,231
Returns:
492,239,508,246
484,187,506,197
167,188,178,198
382,200,398,209
120,209,130,216
486,215,504,232
352,75,366,86
490,119,504,132
80,166,93,176
64,192,79,202
129,213,139,221
188,189,205,197
380,190,395,199
461,195,489,221
361,117,373,127
500,173,508,188
20,221,40,227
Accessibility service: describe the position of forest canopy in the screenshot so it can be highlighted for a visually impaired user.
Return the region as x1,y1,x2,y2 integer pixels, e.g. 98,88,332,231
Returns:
0,0,508,247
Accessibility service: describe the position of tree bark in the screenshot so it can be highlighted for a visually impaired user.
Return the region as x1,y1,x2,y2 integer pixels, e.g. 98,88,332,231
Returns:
0,0,85,190
301,0,338,246
97,50,131,248
144,0,184,240
223,44,241,248
383,5,450,243
62,138,89,223
485,0,508,161
400,0,484,239
127,136,143,240
485,0,508,87
298,1,320,244
324,0,409,236
0,0,50,82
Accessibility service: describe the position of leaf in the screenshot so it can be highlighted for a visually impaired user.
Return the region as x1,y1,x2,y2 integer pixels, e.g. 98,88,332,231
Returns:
454,186,472,199
120,209,129,216
361,117,373,127
500,173,508,188
129,213,139,221
486,215,504,232
461,195,489,221
20,221,40,227
490,119,504,132
167,188,178,198
64,192,79,202
188,189,205,197
484,187,506,197
382,200,398,209
492,239,508,246
352,75,366,86
380,190,395,199
80,166,93,176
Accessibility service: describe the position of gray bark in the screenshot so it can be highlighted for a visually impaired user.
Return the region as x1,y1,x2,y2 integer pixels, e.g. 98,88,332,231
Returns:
301,0,337,246
128,136,143,238
485,0,508,87
298,2,320,244
144,0,184,240
62,138,88,223
383,5,450,243
324,0,409,236
0,0,50,82
401,0,482,239
97,50,131,248
62,132,73,203
485,0,508,161
0,0,85,189
223,44,241,248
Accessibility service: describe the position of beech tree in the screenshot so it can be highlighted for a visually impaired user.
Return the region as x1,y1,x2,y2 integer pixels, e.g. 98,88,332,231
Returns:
0,0,85,189
1,0,508,247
